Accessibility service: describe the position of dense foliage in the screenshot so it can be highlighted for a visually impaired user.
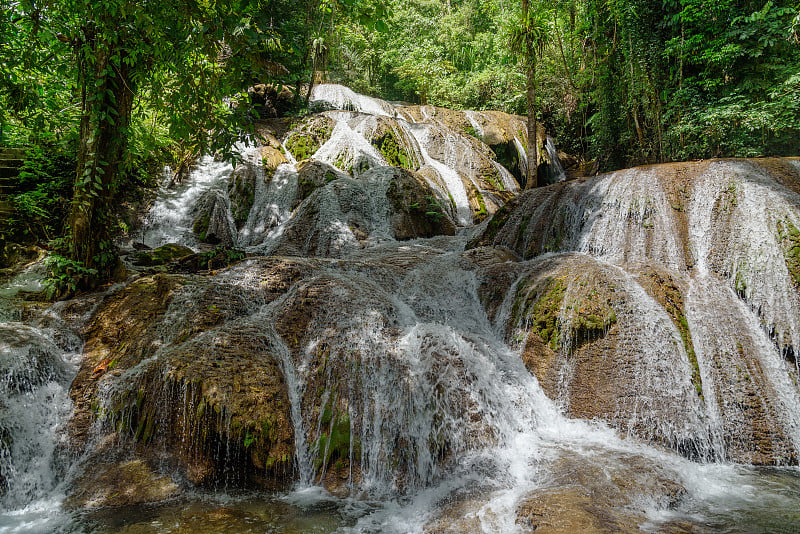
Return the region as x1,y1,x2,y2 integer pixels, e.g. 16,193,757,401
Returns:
1,0,359,290
323,0,800,169
1,0,798,291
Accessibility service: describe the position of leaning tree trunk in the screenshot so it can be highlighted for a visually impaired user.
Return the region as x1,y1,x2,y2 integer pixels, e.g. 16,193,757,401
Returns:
68,40,135,288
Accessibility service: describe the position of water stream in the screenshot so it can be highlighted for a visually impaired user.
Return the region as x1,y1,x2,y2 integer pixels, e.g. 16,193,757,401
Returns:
1,88,799,533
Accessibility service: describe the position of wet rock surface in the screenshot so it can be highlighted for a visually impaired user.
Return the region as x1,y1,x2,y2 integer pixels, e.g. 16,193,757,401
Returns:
50,84,800,528
471,158,800,465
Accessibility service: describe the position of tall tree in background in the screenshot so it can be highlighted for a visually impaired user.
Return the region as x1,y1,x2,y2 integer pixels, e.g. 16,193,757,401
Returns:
510,0,550,188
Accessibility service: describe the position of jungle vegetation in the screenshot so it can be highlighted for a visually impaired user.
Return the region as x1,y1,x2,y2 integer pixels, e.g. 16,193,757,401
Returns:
1,0,798,290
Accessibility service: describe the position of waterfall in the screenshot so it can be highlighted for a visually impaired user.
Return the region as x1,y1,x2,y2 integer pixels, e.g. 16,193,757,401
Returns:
0,269,82,532
140,155,235,250
310,84,395,117
239,163,299,249
5,86,800,532
544,136,566,183
407,124,472,225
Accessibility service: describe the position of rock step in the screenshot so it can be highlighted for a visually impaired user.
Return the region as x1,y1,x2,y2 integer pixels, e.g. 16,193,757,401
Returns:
0,158,24,168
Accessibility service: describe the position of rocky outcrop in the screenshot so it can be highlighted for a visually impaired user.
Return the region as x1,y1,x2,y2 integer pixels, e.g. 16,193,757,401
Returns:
65,262,313,490
66,458,180,508
191,190,237,246
132,243,194,267
385,167,457,239
57,81,800,526
270,167,456,258
295,159,349,208
284,115,335,162
472,158,800,465
514,452,686,534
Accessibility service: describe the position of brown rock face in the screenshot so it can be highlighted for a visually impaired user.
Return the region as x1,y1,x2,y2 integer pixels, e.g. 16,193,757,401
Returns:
66,459,180,508
295,159,349,209
515,451,686,534
66,260,316,492
385,167,457,239
472,158,800,465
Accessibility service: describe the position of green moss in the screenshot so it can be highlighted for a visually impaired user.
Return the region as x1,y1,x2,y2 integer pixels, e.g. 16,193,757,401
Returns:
778,220,800,289
642,271,703,399
231,177,255,228
134,243,194,266
513,277,567,352
678,314,703,398
284,117,334,162
193,213,210,241
513,275,619,353
284,132,319,161
312,407,359,473
468,201,513,248
465,125,482,140
475,190,488,220
373,131,413,169
424,195,445,223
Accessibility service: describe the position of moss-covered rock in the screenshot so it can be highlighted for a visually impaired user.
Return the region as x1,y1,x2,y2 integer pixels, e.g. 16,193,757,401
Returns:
191,190,236,246
66,260,319,497
778,219,800,289
492,254,711,458
132,244,194,267
295,159,349,209
385,167,457,239
360,116,422,171
283,115,335,162
173,247,248,273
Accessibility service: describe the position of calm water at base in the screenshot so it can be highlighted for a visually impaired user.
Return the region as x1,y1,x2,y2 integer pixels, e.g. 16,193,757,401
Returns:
75,490,356,534
56,466,800,534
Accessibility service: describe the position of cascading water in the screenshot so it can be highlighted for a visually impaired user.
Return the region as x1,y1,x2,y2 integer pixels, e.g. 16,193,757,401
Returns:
0,269,83,533
139,155,236,249
406,124,472,225
5,83,800,532
544,136,566,183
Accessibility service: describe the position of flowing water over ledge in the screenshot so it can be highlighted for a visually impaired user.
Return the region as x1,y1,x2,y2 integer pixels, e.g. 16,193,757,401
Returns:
2,87,800,532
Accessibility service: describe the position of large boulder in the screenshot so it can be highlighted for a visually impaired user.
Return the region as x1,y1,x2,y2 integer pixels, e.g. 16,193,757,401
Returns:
191,189,237,246
386,167,457,239
270,167,456,258
66,261,315,493
132,243,194,267
283,114,335,162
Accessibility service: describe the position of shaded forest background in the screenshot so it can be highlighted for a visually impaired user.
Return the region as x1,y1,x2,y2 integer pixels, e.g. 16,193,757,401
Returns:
1,0,798,290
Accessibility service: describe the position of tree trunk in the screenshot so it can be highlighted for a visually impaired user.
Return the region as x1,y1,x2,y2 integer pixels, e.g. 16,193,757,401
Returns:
68,41,135,288
521,0,540,189
525,63,539,189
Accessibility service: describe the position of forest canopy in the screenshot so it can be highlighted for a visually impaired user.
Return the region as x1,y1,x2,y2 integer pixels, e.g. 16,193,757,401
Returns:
321,0,800,169
1,0,798,290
